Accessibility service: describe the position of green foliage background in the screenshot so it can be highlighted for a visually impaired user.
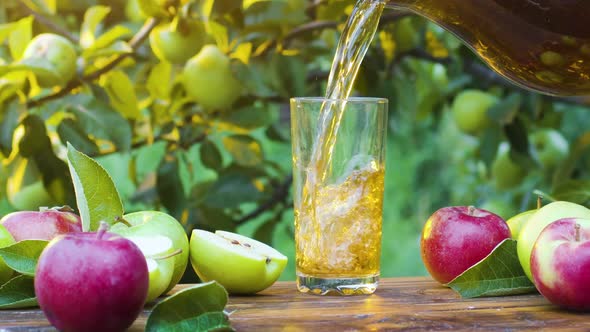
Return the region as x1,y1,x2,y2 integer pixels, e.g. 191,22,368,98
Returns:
1,0,590,282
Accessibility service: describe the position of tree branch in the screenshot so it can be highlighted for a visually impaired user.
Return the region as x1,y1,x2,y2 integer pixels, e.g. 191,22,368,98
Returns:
27,17,159,109
18,0,79,43
236,174,293,225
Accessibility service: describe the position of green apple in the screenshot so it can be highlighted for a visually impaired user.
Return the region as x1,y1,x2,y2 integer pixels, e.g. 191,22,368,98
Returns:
491,142,526,190
126,235,176,302
0,224,16,284
183,45,243,111
530,129,569,170
451,89,498,135
506,210,536,239
517,201,590,281
190,230,287,294
506,197,543,239
21,33,77,87
149,18,206,64
110,211,188,293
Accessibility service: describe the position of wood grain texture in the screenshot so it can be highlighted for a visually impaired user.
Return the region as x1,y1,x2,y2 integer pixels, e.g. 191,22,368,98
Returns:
0,277,588,331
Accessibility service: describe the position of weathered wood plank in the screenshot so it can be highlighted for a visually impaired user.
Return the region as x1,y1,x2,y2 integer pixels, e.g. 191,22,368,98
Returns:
0,277,587,331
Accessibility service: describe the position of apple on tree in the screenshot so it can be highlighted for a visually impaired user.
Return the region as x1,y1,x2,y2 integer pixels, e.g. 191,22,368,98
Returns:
491,142,526,190
0,206,82,241
530,129,569,170
517,201,590,281
183,45,243,111
420,206,511,284
451,89,498,136
149,17,206,64
35,223,148,332
0,225,16,285
110,210,189,293
190,230,288,294
21,33,77,88
531,218,590,311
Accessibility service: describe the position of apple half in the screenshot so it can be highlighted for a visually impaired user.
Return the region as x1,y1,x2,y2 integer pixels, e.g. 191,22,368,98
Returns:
126,235,176,302
190,230,287,294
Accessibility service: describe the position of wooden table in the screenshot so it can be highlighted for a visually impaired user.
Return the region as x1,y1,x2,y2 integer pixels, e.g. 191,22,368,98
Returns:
1,277,588,331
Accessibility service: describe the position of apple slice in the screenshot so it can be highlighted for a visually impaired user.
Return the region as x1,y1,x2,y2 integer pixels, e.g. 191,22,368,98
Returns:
126,235,177,302
145,258,174,303
190,230,288,294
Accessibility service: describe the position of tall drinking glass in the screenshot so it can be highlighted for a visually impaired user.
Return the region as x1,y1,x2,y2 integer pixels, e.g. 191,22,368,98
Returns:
290,97,388,295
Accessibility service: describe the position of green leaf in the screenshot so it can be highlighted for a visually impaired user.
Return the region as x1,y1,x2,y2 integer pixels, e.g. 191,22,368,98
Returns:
147,61,172,100
19,0,56,15
67,143,124,231
447,239,537,298
66,95,132,152
0,240,49,276
145,281,232,332
487,93,521,125
200,140,223,171
0,101,21,157
82,40,133,61
80,5,111,49
206,21,229,52
18,115,74,206
204,173,263,209
552,180,590,205
101,70,140,119
164,311,233,332
218,105,276,132
12,57,61,83
0,275,37,309
222,135,263,167
90,25,132,51
231,61,276,98
9,16,33,60
57,118,100,157
156,155,187,219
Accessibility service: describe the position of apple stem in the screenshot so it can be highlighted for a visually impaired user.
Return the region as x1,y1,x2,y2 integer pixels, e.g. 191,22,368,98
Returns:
575,223,581,242
153,249,182,261
467,206,476,216
536,196,543,209
97,221,109,240
115,216,133,227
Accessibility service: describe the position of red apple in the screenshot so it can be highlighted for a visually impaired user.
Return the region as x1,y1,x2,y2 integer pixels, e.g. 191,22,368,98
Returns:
0,206,82,241
531,218,590,311
35,224,149,332
421,206,511,284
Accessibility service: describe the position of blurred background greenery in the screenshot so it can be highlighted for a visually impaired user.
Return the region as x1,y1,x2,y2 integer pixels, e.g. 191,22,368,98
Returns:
1,0,590,282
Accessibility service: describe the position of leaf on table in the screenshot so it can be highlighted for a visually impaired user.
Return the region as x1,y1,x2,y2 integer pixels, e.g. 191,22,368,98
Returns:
67,143,124,231
0,275,37,309
0,240,48,276
145,281,233,332
447,239,537,298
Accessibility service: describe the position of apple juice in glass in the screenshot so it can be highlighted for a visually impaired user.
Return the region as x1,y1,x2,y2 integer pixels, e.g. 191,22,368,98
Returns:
291,97,387,295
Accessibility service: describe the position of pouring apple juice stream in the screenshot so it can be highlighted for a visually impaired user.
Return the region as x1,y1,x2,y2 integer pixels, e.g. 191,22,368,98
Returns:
294,0,387,292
